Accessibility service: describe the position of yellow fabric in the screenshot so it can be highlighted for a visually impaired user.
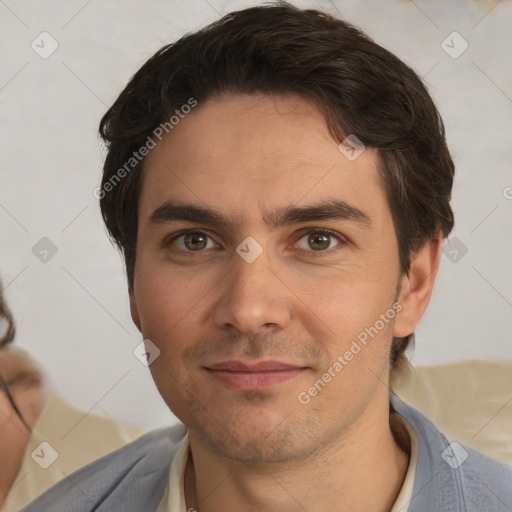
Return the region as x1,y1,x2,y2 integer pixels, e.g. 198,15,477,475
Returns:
1,389,145,512
390,359,512,465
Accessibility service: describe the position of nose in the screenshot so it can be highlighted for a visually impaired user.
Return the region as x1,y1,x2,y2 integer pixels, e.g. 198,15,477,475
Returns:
211,249,292,336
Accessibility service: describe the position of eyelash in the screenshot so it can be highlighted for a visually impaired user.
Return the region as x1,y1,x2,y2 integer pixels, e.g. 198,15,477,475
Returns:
162,228,347,255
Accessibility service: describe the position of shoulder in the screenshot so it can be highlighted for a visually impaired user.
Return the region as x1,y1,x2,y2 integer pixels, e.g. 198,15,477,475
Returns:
391,393,512,511
21,423,187,512
457,444,512,509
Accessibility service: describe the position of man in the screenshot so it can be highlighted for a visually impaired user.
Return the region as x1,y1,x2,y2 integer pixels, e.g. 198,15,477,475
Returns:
23,2,512,511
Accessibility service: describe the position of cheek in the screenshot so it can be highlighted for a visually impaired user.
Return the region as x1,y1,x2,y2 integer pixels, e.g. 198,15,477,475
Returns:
289,270,398,384
134,261,207,336
286,268,393,337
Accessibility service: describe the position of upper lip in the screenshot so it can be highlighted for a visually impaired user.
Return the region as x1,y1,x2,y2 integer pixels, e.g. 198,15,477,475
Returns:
206,360,305,372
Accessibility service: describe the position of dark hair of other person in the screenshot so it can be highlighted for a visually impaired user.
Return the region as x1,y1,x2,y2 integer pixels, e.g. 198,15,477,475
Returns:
0,283,15,349
97,1,455,373
0,282,33,431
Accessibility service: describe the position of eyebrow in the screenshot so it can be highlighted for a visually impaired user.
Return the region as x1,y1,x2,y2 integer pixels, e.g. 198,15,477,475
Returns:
148,198,372,231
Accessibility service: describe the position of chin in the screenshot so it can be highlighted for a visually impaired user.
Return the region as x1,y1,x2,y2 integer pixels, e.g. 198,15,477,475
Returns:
192,404,327,464
203,425,303,464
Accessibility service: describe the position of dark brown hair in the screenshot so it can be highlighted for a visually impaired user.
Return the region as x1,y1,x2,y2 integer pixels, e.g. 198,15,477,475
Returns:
0,281,34,432
0,281,15,349
99,1,454,370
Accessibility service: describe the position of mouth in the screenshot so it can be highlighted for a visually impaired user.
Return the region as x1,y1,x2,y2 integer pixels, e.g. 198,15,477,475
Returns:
204,360,308,390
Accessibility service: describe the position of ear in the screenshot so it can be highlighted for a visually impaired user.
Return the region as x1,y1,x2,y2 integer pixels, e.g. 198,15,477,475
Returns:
129,291,142,333
394,231,443,338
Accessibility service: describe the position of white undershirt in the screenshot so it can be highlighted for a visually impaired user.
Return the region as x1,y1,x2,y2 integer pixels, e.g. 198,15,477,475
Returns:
390,414,418,512
157,414,418,512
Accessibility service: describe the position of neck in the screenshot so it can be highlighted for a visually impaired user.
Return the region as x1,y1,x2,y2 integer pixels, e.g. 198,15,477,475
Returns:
184,399,410,512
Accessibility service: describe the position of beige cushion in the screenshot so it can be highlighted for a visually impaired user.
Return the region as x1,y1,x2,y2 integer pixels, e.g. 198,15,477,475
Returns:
1,390,145,511
390,359,512,465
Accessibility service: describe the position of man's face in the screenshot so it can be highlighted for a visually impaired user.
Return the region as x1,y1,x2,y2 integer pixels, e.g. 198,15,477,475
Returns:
131,93,405,463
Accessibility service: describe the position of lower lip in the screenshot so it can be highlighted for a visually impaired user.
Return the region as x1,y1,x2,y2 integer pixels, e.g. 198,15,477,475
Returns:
206,368,305,390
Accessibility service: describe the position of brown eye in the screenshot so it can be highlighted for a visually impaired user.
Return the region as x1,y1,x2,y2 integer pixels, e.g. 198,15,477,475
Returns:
184,232,208,250
171,231,217,252
308,233,330,250
295,230,343,252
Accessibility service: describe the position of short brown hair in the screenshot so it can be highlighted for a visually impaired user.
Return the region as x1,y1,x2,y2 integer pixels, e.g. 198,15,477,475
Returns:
99,1,455,370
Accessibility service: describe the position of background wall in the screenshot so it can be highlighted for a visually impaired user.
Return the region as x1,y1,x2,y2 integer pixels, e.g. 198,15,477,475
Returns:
1,0,511,429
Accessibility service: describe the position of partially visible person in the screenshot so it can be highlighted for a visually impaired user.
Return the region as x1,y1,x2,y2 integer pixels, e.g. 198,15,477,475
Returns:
0,281,45,508
0,281,146,511
0,349,46,508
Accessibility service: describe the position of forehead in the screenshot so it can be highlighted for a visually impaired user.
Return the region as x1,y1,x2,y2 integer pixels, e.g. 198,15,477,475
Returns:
139,93,388,228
